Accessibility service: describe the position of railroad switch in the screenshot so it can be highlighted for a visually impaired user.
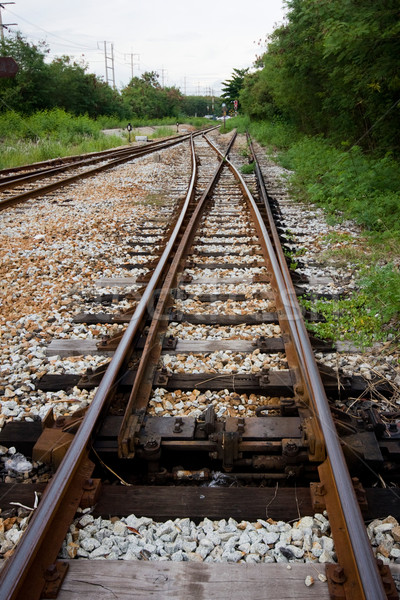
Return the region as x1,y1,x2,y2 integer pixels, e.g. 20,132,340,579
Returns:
325,564,347,600
309,481,327,512
96,335,122,351
376,560,399,600
212,428,242,472
197,404,216,437
78,362,112,386
163,334,178,349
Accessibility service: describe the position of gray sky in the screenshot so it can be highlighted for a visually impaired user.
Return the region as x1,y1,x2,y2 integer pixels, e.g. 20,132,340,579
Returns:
3,0,286,95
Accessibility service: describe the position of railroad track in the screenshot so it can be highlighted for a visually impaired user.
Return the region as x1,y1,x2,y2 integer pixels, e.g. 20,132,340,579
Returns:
0,128,215,211
0,130,398,599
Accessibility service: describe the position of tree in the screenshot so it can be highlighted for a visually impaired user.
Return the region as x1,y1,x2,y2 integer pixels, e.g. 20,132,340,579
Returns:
221,68,249,111
239,70,277,121
0,32,126,118
0,33,52,113
48,57,125,118
121,71,183,119
240,0,400,152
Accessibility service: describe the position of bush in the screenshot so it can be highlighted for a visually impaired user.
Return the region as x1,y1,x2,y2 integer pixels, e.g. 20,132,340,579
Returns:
272,134,400,243
0,109,122,168
247,116,400,345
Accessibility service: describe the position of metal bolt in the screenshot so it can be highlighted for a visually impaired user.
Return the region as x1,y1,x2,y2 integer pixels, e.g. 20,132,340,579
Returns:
332,566,346,584
173,417,183,433
145,437,158,449
44,564,59,582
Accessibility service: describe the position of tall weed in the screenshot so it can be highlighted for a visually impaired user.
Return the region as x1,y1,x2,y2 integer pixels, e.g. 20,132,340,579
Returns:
248,117,400,345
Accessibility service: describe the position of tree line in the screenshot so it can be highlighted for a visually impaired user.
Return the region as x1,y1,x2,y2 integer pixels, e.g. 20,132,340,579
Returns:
239,0,400,154
0,33,221,120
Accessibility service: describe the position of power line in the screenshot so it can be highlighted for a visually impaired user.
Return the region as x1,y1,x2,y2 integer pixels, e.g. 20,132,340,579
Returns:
5,7,98,51
0,2,17,41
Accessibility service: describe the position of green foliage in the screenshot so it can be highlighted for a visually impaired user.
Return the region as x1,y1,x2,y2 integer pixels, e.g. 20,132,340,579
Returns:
240,162,255,174
0,109,215,169
0,33,51,114
0,33,126,119
275,134,400,242
222,115,249,133
121,71,183,120
245,116,400,346
0,108,100,142
301,262,399,347
359,264,400,324
249,118,300,152
0,109,123,169
240,0,400,153
0,32,224,122
239,69,278,121
148,126,177,139
180,96,224,117
301,293,396,348
221,68,248,110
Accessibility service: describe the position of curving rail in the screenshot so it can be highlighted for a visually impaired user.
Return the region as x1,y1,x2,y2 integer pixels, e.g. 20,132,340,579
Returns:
0,129,391,600
0,127,217,211
243,135,386,600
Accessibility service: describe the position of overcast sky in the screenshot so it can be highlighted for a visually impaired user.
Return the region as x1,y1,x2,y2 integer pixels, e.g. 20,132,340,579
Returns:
4,0,287,95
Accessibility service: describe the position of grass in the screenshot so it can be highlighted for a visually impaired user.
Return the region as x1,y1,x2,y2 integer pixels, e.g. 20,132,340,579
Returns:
300,294,395,348
301,262,400,348
227,115,400,348
0,109,126,169
240,162,255,174
0,136,125,169
143,192,166,206
148,126,177,139
0,111,210,169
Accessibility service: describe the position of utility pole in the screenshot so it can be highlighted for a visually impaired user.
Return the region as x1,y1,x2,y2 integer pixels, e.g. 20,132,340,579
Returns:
0,2,16,42
100,41,115,88
159,67,166,87
124,52,140,80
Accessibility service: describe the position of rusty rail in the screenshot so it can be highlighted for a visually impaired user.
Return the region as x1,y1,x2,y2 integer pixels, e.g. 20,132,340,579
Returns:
118,131,238,455
0,133,205,600
236,135,386,600
0,127,217,212
0,129,388,599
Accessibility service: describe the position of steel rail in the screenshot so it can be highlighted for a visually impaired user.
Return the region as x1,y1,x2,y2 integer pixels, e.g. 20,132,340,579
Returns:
0,145,139,177
0,127,217,212
0,132,206,189
0,135,203,600
0,127,219,179
118,131,238,455
221,136,385,600
0,146,150,186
